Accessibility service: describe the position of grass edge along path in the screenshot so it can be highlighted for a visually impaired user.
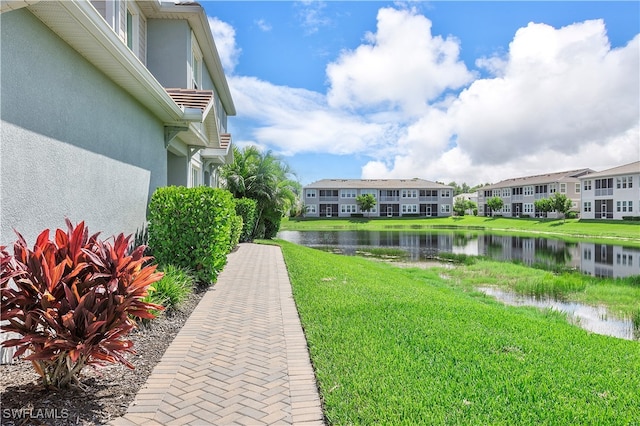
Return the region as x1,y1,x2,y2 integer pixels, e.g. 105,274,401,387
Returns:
278,240,640,425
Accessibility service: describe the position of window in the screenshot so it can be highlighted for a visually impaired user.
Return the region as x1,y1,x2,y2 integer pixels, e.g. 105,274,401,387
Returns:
583,201,592,212
630,201,634,212
502,188,511,197
492,189,501,197
341,204,357,213
617,176,633,189
340,189,357,198
617,201,621,212
306,205,317,214
440,204,451,213
441,190,452,198
420,189,438,197
126,9,134,50
402,189,418,198
360,189,377,198
503,204,511,213
583,180,592,190
191,165,200,187
560,183,566,193
191,33,203,89
524,203,534,213
306,189,316,198
575,183,580,193
512,187,523,196
319,189,338,197
549,184,556,194
402,204,418,213
524,186,534,196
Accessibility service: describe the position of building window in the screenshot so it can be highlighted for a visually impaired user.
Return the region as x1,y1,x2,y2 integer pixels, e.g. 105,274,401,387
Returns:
402,204,418,213
191,33,203,89
617,176,633,189
306,189,316,198
617,201,621,212
402,189,418,198
549,184,556,194
341,204,357,213
441,190,452,198
560,183,566,193
340,189,357,198
502,188,510,197
524,203,534,213
584,201,592,212
306,205,317,214
575,183,580,193
523,186,533,196
583,180,592,190
440,204,451,213
191,165,200,187
360,189,377,198
503,204,511,213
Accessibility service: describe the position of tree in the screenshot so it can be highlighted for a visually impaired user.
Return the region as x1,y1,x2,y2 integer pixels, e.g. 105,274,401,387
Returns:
551,192,573,221
486,197,504,216
221,146,299,239
453,197,468,216
356,194,377,217
534,198,553,218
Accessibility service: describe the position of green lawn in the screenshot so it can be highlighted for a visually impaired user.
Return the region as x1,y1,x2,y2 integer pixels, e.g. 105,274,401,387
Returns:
281,216,640,245
279,240,640,425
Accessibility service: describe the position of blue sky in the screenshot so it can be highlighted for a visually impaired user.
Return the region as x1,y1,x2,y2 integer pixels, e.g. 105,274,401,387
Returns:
203,1,639,186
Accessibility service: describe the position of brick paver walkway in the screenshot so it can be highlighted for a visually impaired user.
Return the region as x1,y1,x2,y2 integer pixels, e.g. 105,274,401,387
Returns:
111,243,324,426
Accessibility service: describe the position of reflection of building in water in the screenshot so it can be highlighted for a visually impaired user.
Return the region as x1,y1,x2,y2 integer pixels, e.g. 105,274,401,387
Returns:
477,235,581,270
580,243,640,278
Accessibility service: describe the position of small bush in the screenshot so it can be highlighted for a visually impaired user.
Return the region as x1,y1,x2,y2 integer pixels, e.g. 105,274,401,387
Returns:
622,216,640,221
0,220,163,388
565,211,578,219
145,265,194,312
234,198,257,242
148,186,237,285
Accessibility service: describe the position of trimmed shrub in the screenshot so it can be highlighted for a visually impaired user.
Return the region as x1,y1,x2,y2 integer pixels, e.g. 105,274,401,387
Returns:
234,198,257,242
148,186,236,285
0,220,163,388
229,215,243,251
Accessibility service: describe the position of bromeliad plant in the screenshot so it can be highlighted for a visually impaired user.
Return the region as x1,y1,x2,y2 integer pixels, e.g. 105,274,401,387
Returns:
0,219,164,388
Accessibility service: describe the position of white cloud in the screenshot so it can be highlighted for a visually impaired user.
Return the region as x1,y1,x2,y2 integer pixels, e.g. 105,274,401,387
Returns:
208,16,241,74
363,19,640,184
295,1,331,35
326,7,475,115
218,8,638,186
255,18,272,32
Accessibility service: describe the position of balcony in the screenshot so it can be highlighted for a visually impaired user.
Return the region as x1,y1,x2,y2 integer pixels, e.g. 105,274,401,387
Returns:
595,188,613,197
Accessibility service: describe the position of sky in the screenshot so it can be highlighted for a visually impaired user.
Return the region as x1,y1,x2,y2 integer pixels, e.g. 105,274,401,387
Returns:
202,1,640,187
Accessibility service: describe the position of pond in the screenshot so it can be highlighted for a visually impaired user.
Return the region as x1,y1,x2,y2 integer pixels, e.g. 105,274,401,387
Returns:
277,230,640,278
478,287,638,341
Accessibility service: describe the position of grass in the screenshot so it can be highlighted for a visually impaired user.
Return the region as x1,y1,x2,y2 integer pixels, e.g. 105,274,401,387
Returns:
442,259,640,318
281,216,640,246
144,264,195,312
278,240,640,425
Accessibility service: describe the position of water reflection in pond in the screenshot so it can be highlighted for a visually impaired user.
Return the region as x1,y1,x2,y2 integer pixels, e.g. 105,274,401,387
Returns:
478,287,639,341
277,230,640,278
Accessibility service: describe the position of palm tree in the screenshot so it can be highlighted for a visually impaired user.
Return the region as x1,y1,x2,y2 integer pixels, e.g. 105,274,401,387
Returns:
222,146,300,239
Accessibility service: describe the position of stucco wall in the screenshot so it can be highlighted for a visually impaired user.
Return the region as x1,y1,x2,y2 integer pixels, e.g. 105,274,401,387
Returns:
0,8,167,246
146,19,190,89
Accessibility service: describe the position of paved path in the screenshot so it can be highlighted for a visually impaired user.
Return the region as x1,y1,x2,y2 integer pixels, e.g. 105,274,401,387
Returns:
111,243,324,426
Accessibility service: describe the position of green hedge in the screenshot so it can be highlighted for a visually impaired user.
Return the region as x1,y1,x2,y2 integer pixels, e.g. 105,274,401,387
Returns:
148,186,237,285
234,198,257,242
229,215,243,251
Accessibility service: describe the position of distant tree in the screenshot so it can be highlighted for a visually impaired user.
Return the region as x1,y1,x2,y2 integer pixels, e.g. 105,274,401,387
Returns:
534,198,554,218
356,194,377,217
551,193,573,222
486,197,504,216
453,198,467,216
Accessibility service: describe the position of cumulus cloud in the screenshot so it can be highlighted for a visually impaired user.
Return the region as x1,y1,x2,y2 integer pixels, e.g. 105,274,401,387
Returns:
364,18,639,184
295,1,332,35
326,7,475,115
208,16,241,74
214,7,638,185
255,18,272,32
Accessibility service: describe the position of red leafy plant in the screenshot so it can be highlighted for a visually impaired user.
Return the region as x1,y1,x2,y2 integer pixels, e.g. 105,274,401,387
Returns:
0,219,164,388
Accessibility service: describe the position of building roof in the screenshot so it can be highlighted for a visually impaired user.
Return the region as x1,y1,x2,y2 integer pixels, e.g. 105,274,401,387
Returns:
305,178,452,190
481,168,594,190
579,161,640,179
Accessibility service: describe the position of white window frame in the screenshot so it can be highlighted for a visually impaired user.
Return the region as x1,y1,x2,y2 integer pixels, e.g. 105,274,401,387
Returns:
306,204,317,214
560,183,566,193
402,189,418,198
575,183,580,193
440,204,451,213
584,201,592,212
191,33,203,89
190,164,201,187
524,186,534,196
306,189,317,198
441,190,452,198
340,189,357,199
524,203,534,213
583,180,592,191
401,204,418,214
502,188,510,197
340,204,357,214
549,184,557,194
360,189,377,198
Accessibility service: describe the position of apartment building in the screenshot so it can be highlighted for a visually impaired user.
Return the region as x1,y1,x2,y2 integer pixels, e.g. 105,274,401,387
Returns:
303,179,454,218
477,169,594,218
1,0,235,246
579,161,640,220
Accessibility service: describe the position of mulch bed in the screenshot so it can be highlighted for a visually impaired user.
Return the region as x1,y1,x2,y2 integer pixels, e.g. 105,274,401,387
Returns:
0,290,205,425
